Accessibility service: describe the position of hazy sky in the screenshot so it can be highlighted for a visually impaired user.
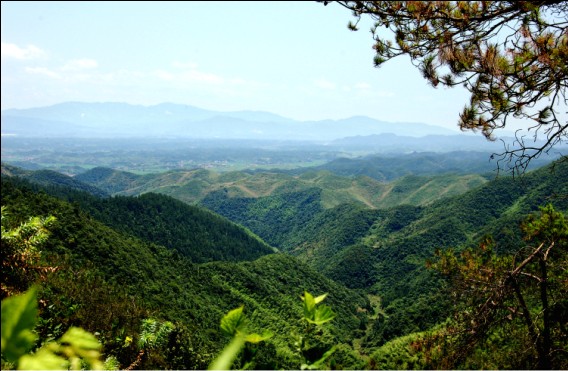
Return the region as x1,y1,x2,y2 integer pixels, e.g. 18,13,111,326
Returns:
1,1,475,129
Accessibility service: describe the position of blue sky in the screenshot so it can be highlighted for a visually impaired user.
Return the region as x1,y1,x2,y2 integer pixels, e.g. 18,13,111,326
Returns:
1,1,474,129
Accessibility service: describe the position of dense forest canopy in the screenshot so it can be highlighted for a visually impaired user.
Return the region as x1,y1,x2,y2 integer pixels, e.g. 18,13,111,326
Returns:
2,157,567,369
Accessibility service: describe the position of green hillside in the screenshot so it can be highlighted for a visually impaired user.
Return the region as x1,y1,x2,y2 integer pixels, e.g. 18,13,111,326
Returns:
1,162,108,197
202,187,325,249
202,160,568,349
1,177,369,369
3,160,566,369
2,165,275,264
297,161,568,346
73,166,142,194
67,192,275,263
75,166,488,210
198,172,484,252
295,151,537,181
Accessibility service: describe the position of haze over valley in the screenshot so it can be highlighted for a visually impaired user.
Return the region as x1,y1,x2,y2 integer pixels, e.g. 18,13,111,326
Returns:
2,102,561,177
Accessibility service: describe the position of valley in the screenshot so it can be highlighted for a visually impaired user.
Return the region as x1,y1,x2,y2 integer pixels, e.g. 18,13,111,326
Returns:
2,136,567,369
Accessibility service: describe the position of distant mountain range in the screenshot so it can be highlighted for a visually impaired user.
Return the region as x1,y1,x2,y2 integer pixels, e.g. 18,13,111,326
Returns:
1,102,458,140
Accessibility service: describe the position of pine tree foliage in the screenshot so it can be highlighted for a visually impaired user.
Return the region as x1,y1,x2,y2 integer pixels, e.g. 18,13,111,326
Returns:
431,205,567,369
328,1,567,173
1,207,57,298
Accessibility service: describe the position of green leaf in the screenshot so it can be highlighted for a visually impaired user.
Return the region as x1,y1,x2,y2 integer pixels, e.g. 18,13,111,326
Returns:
302,291,316,319
17,328,103,370
18,347,69,370
313,293,328,304
220,306,247,337
306,304,336,326
1,287,39,363
60,327,102,356
245,330,273,344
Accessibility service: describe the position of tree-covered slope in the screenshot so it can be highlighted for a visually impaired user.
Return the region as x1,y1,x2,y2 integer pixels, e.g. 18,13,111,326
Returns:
205,160,567,349
284,203,383,258
75,165,487,210
201,187,325,249
293,160,567,288
3,167,275,263
296,151,555,181
1,177,369,369
5,160,565,366
73,166,145,194
319,161,568,346
1,162,108,197
198,173,485,250
72,192,275,263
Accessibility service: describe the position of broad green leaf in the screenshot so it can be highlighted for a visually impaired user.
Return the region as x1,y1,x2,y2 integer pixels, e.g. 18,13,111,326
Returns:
220,306,247,337
18,347,68,370
302,291,316,319
60,327,102,356
245,330,273,344
306,304,336,326
313,293,328,304
208,334,245,370
1,287,39,363
19,328,103,370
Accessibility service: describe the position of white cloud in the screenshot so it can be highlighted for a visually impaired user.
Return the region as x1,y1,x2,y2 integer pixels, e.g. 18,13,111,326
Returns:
62,58,98,71
24,67,60,78
22,59,98,81
1,42,46,60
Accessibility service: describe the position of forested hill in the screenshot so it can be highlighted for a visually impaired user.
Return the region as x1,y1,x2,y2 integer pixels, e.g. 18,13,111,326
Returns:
202,160,568,348
3,160,566,369
286,151,501,180
293,160,568,347
72,192,276,263
1,162,108,197
293,159,568,274
1,176,369,369
73,166,144,194
75,151,505,192
266,150,560,181
1,168,274,263
75,165,488,210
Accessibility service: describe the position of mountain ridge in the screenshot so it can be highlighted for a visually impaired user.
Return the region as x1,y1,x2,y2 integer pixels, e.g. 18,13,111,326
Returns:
1,101,457,140
73,164,489,210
